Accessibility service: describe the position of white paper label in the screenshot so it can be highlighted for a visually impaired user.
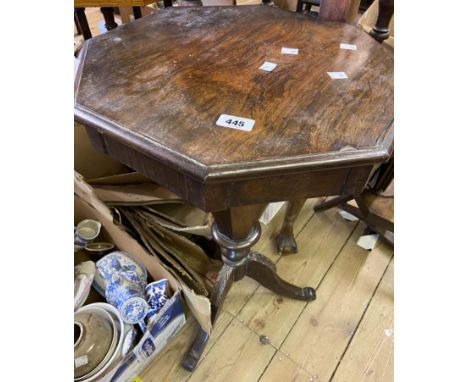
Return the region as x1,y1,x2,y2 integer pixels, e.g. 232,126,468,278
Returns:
327,71,348,79
340,43,357,50
259,61,277,72
356,233,379,250
75,355,89,368
281,47,299,55
216,114,255,132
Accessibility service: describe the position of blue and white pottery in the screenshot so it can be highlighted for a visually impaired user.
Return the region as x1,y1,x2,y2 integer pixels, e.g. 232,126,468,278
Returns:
145,279,169,321
104,278,149,324
96,251,147,287
74,219,102,250
95,251,149,324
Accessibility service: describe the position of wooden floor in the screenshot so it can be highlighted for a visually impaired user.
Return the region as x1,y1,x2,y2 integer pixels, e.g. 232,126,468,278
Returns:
140,198,394,382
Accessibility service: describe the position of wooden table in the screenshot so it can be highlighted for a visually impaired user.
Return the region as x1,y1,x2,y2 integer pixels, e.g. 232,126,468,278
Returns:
74,5,393,371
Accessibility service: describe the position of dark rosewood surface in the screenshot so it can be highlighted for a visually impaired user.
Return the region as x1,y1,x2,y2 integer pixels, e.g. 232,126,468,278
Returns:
75,6,393,181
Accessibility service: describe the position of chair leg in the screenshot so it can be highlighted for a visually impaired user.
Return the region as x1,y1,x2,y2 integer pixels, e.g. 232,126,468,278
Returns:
296,0,304,13
132,6,142,19
74,8,92,40
314,195,354,212
101,7,118,31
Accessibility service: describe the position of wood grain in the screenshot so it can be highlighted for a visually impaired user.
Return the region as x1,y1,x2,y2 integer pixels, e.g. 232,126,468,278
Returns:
134,205,394,381
237,205,357,348
280,225,393,380
187,317,276,382
75,6,393,179
331,258,394,382
259,351,314,382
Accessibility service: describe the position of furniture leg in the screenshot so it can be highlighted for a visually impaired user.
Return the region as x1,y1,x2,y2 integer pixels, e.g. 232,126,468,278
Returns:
296,0,304,12
331,196,394,246
183,204,315,371
74,8,92,40
275,198,306,255
245,252,315,300
100,7,118,31
74,12,82,35
370,0,394,42
183,263,238,371
314,195,354,212
132,6,142,19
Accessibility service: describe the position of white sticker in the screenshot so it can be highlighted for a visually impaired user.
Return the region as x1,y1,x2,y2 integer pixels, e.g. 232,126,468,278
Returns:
327,71,348,79
340,43,357,50
259,61,277,72
384,328,393,337
281,47,299,55
75,355,89,368
216,114,255,132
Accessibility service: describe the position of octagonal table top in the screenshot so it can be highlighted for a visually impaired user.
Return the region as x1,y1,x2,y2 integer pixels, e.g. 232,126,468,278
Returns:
75,5,393,182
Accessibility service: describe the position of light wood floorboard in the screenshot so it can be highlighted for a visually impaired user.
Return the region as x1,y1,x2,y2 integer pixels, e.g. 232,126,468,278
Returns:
139,202,393,382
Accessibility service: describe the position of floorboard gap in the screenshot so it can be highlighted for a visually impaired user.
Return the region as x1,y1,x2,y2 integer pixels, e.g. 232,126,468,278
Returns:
328,254,394,382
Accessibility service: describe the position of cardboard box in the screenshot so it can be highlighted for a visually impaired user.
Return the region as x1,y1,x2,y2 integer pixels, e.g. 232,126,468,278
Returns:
100,291,186,382
75,122,129,180
75,171,213,380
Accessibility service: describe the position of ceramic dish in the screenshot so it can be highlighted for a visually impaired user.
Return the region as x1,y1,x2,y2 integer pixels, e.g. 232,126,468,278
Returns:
85,242,115,255
75,307,117,381
78,303,126,382
74,308,114,379
74,261,96,310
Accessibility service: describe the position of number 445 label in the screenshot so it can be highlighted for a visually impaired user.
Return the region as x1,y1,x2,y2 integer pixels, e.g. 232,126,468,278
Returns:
216,114,255,132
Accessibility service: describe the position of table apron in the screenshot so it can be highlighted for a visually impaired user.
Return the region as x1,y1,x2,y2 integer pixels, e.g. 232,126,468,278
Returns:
85,126,374,212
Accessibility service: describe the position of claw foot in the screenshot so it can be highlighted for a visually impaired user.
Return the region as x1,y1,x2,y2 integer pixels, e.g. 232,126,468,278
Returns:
275,231,298,255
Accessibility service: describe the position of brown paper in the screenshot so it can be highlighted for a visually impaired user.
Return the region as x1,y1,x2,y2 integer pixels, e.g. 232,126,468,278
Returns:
74,171,212,333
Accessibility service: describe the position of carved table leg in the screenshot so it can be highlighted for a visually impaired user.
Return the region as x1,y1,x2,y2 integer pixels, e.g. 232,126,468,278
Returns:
183,204,315,371
100,7,118,31
275,198,306,255
246,252,315,300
